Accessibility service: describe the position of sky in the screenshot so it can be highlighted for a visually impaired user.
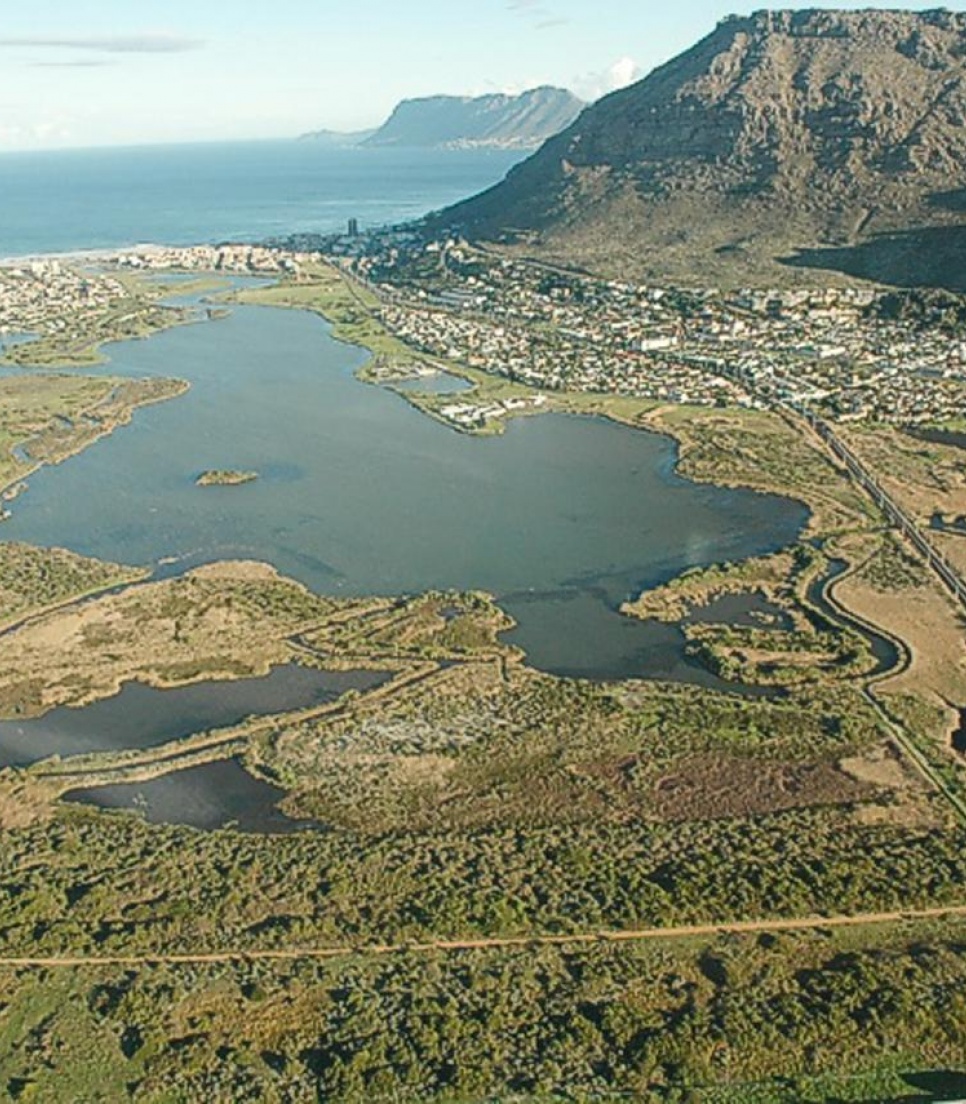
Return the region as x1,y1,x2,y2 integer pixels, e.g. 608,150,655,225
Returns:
1,0,963,150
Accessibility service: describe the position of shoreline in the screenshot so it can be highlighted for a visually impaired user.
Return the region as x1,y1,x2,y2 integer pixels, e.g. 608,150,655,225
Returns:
4,258,956,752
0,243,172,266
0,376,190,501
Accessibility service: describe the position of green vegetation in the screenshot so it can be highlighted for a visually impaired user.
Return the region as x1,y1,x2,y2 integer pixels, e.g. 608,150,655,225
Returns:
855,533,930,593
0,373,188,496
270,655,902,832
0,790,962,958
195,469,258,487
0,561,340,719
0,543,145,633
1,921,965,1102
0,564,952,947
645,406,879,535
2,263,964,1100
885,693,966,800
235,261,418,368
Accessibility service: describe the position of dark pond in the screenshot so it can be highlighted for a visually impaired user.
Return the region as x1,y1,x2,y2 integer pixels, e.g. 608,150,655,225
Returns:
64,757,318,834
684,592,795,631
930,511,966,535
0,664,385,769
953,709,966,755
501,587,780,697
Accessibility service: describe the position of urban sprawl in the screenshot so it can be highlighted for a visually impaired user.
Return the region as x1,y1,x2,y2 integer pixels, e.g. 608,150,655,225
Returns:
2,237,965,430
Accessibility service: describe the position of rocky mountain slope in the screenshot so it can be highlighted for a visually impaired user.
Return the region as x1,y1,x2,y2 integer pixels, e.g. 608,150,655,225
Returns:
437,10,966,288
302,87,583,151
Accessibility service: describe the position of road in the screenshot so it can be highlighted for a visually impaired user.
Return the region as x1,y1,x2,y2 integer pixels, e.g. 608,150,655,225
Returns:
3,903,966,971
802,408,966,612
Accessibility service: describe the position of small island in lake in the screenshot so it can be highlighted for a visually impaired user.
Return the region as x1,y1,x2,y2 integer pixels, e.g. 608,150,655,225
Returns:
196,469,259,487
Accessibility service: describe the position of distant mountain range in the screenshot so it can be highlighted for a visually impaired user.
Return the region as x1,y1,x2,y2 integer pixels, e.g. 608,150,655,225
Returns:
298,127,377,147
301,87,584,151
435,9,966,290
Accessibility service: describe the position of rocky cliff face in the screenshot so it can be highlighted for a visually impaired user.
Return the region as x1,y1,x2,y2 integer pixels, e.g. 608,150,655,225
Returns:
439,10,966,287
362,87,584,150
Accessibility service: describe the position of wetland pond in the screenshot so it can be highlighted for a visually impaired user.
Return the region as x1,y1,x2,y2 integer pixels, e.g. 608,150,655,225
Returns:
2,301,808,681
0,664,386,769
2,298,812,829
64,758,317,834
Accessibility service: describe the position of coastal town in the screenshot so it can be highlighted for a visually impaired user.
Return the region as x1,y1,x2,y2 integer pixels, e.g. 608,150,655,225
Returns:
111,242,304,277
0,245,306,360
0,259,130,345
3,237,965,430
342,235,966,426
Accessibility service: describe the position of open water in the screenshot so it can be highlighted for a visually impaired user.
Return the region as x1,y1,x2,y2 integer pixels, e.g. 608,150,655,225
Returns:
0,141,524,257
0,144,811,829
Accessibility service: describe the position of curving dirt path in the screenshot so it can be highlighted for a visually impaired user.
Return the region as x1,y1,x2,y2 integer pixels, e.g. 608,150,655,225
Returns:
3,903,966,971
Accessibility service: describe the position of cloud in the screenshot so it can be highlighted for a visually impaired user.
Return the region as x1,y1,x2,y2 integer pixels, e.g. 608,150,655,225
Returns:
506,0,568,29
574,56,642,101
0,116,74,147
0,33,203,54
30,60,116,68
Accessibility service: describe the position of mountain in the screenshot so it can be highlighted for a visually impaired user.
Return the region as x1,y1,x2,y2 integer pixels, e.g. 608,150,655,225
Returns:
436,10,966,289
302,87,584,151
298,127,376,146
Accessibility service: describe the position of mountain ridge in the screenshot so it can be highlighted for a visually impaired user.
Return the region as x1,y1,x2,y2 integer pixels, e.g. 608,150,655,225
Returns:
435,9,966,288
301,86,584,151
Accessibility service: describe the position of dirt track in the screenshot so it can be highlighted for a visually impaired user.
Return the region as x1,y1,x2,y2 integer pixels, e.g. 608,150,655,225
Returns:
3,903,966,970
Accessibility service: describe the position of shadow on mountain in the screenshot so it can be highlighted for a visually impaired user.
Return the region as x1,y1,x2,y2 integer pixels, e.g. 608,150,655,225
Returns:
780,224,966,291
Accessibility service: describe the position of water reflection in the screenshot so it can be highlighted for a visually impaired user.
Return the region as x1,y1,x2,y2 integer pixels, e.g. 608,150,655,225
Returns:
64,757,319,833
0,664,385,768
1,304,808,680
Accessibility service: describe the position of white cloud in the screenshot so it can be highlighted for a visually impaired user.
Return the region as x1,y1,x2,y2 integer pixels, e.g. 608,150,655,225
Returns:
0,34,203,54
574,56,642,101
0,115,74,149
505,0,569,30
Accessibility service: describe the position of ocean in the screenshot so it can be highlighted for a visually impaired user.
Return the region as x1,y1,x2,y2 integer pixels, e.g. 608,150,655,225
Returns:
0,140,524,257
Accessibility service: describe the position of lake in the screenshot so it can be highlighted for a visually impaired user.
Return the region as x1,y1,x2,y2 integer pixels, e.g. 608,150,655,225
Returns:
1,302,808,680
